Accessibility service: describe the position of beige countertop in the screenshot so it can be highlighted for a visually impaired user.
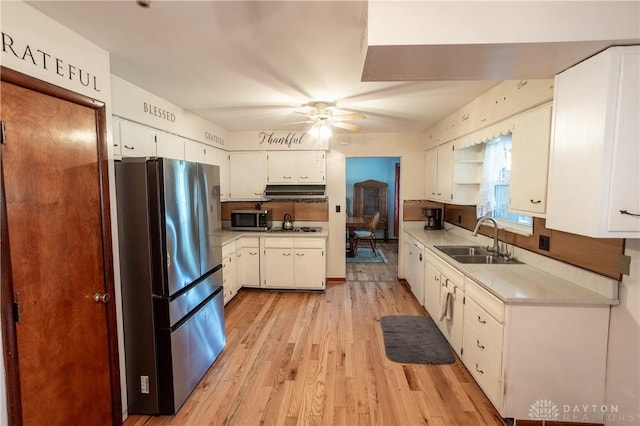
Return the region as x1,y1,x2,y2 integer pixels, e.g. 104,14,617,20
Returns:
218,227,328,245
405,227,618,306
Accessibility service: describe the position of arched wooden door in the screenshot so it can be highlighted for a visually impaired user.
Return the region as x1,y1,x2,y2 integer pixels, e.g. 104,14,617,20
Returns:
0,68,121,425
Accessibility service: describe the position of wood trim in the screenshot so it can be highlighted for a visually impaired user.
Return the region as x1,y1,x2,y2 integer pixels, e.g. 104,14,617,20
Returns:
221,200,329,222
0,66,122,424
326,277,346,284
402,200,445,221
441,203,624,280
394,163,400,237
511,420,603,426
0,120,22,425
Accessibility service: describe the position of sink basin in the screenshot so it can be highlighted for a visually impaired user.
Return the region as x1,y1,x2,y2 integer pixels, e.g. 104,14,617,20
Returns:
450,254,523,265
433,245,523,265
434,245,492,256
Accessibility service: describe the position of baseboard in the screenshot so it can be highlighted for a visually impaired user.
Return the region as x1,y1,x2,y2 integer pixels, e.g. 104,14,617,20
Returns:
326,277,346,284
511,419,604,426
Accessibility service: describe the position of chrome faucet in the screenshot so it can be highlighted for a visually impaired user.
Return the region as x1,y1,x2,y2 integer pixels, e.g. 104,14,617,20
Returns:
473,216,500,254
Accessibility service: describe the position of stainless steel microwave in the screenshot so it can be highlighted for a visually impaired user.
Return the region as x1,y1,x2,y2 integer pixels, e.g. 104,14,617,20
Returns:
230,210,272,231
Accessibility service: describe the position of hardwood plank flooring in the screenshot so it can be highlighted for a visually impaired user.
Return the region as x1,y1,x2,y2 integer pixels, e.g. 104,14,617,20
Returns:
124,241,506,426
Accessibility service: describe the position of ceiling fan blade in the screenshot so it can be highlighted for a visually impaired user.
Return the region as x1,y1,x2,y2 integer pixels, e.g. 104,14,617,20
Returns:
283,120,314,125
333,112,366,121
332,121,362,132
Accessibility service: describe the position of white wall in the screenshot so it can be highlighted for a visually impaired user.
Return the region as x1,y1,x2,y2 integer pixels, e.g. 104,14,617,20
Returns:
367,1,640,45
325,132,425,278
605,239,640,425
0,1,126,421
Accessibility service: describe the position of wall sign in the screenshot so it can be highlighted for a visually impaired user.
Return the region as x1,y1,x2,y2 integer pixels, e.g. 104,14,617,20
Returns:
143,102,176,122
258,131,307,148
1,31,101,93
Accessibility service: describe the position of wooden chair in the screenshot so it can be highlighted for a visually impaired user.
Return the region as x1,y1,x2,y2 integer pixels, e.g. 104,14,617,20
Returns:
353,212,380,256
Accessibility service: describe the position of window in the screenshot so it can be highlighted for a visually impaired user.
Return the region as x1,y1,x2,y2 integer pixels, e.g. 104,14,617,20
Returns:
477,134,533,231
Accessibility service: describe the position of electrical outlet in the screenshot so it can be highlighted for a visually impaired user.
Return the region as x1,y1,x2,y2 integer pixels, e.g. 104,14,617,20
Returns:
458,215,462,224
539,235,550,251
335,205,340,213
140,375,149,394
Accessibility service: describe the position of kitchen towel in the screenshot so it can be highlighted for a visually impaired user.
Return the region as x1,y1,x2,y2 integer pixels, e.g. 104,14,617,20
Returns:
439,286,453,321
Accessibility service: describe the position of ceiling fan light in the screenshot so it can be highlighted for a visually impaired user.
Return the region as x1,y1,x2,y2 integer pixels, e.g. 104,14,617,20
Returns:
307,125,320,138
319,124,332,138
307,122,332,139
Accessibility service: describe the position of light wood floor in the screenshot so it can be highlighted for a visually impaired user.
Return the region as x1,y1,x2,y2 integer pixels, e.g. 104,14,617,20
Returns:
124,241,506,426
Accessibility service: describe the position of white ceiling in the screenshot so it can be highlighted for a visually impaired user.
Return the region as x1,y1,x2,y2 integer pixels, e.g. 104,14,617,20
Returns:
25,1,639,134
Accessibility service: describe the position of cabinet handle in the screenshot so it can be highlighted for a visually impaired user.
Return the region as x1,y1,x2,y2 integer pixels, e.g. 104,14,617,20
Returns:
283,176,292,179
296,253,305,257
254,192,262,195
434,275,439,281
419,253,422,262
530,199,542,204
123,145,134,150
437,192,442,196
620,210,640,217
299,176,308,180
476,339,485,350
477,315,486,325
282,253,291,256
475,363,484,374
461,113,469,121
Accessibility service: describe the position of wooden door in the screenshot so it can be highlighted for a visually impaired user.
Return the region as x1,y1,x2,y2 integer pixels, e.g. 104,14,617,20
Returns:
0,69,120,425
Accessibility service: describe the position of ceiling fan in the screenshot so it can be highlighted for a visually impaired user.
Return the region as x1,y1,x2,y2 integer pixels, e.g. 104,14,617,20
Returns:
290,102,366,137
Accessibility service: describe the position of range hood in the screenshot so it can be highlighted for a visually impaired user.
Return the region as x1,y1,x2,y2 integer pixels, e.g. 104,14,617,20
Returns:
264,184,326,199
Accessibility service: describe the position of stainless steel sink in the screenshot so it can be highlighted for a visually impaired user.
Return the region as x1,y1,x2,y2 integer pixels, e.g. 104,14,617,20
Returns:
434,245,523,265
450,254,523,264
434,245,492,256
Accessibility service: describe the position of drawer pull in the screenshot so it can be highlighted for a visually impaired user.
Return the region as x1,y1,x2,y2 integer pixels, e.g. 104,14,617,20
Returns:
475,363,484,374
530,199,542,204
476,340,485,350
477,315,486,325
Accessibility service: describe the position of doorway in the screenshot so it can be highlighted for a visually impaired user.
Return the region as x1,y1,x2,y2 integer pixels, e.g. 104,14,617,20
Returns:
345,157,400,281
1,68,121,424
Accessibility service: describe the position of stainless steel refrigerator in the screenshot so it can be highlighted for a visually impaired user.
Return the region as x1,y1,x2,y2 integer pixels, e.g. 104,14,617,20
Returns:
115,157,225,415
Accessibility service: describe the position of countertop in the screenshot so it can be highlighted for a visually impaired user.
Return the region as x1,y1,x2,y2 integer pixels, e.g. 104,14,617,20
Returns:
218,227,328,245
404,227,618,306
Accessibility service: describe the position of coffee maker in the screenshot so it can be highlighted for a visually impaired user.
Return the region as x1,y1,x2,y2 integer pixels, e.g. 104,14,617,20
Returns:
424,208,443,230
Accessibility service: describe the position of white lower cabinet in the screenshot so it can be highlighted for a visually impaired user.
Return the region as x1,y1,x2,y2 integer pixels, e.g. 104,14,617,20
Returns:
236,237,260,288
263,238,294,289
422,249,464,357
293,238,326,290
262,237,326,289
222,241,237,305
463,277,610,421
463,279,505,407
403,233,425,305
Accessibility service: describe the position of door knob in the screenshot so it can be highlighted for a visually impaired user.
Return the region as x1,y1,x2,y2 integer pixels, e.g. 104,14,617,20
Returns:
93,293,110,304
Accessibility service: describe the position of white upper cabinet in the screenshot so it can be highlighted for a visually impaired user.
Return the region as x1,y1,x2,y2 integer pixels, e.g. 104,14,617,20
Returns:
184,140,215,164
212,149,230,201
425,142,453,202
156,133,184,160
229,151,267,200
118,119,156,158
509,103,552,217
267,150,326,184
547,46,639,238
